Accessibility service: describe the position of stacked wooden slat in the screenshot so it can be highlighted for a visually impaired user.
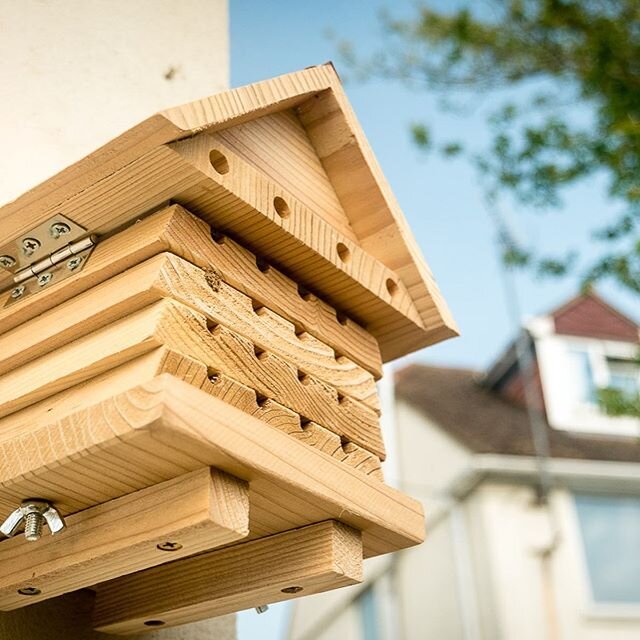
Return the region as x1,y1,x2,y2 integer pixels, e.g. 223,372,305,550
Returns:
0,64,457,634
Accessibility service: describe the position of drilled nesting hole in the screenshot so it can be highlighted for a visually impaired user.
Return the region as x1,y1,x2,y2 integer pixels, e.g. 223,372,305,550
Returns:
386,278,398,297
144,620,166,627
336,242,350,263
273,196,291,219
209,149,229,175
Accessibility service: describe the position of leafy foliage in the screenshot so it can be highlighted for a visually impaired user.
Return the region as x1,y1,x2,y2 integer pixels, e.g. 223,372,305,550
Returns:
341,0,640,293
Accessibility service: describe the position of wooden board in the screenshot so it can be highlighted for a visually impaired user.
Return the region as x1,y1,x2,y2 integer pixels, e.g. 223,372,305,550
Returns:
0,205,383,378
0,252,379,411
0,64,457,361
0,375,425,558
0,349,383,484
0,299,383,458
93,521,362,634
0,468,249,610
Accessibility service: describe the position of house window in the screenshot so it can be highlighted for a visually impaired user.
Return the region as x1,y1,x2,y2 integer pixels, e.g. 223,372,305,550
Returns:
358,586,381,640
606,357,639,396
574,494,640,604
568,349,597,404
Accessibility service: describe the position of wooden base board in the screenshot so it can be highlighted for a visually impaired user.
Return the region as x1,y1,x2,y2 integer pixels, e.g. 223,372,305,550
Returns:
93,521,362,635
0,468,249,610
0,375,424,558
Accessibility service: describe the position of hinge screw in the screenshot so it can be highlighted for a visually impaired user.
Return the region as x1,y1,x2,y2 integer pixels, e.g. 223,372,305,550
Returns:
0,499,66,542
67,256,83,271
255,605,269,614
0,255,16,268
49,222,71,239
21,237,41,257
37,272,53,287
10,285,25,299
157,541,183,552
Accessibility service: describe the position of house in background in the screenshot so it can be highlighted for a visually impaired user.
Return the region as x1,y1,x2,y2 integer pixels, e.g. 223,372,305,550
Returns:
287,292,640,640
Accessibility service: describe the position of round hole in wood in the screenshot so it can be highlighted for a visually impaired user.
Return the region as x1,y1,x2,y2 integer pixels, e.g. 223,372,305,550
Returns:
144,620,166,627
17,586,41,596
209,149,229,174
336,311,348,326
273,196,291,219
281,586,304,594
336,242,350,263
386,278,399,297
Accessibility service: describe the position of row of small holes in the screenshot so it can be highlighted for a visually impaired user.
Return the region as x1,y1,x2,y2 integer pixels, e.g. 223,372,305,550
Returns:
209,150,398,301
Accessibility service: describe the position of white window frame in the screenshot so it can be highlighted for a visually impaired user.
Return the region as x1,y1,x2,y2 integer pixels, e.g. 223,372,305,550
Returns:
536,333,640,437
570,492,640,619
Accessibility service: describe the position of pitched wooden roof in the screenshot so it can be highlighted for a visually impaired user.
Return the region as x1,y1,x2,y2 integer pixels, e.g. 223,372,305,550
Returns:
0,63,457,360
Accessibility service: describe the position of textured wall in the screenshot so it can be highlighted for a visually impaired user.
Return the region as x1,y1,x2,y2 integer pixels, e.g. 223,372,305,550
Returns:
0,0,229,206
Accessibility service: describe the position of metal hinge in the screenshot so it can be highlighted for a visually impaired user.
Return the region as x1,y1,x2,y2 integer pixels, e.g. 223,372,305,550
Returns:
0,215,97,307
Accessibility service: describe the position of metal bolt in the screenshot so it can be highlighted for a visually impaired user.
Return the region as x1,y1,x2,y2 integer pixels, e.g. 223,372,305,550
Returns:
37,272,53,287
49,222,71,239
17,587,41,597
0,499,66,542
0,255,16,268
21,237,41,257
157,541,183,552
67,256,83,271
10,285,25,299
255,605,269,614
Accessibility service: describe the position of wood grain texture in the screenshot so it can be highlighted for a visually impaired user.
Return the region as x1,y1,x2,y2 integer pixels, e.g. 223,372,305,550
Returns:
168,133,424,328
0,376,425,558
0,64,456,361
215,109,357,241
93,521,362,635
159,205,382,377
0,205,382,378
0,299,384,458
0,252,379,411
0,468,249,611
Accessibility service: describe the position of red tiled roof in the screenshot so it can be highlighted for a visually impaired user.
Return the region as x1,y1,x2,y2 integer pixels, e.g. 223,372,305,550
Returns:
396,364,640,462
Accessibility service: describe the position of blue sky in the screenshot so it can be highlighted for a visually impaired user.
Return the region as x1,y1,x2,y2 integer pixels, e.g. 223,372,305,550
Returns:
231,1,640,637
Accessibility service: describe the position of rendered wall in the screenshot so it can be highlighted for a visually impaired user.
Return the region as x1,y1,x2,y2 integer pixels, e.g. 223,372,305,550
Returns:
0,1,233,637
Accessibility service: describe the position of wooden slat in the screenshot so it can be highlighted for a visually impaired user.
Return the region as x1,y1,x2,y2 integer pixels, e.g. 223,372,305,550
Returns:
93,521,362,634
0,205,382,378
169,133,423,328
0,299,384,458
0,375,425,558
0,468,249,611
0,252,379,411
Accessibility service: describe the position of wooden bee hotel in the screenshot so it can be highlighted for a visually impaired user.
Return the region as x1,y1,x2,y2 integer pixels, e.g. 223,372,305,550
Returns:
0,64,457,634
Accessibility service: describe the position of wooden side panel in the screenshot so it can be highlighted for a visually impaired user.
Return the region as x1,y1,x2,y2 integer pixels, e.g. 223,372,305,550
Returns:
0,468,249,610
296,83,460,358
215,109,356,241
93,521,363,634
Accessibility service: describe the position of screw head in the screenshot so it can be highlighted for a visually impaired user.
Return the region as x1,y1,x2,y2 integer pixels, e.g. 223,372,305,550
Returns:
281,586,303,594
21,237,41,257
10,285,25,299
255,605,269,614
49,222,71,239
157,541,183,552
67,256,83,271
17,586,41,596
37,272,53,288
0,255,16,268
